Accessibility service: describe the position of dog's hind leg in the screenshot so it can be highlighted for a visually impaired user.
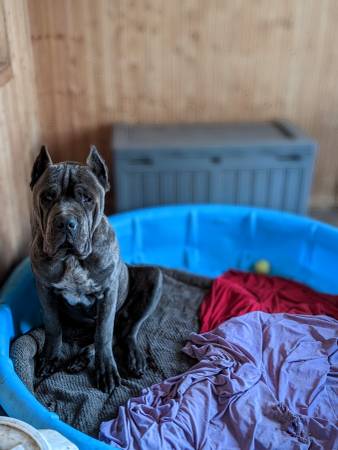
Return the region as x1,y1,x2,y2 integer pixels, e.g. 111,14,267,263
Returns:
116,266,163,378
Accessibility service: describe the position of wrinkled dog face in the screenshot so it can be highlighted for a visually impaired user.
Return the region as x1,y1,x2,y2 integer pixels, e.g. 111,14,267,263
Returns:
30,146,110,259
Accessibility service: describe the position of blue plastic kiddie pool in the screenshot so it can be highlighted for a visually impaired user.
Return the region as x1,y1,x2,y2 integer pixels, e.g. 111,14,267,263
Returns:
1,205,338,450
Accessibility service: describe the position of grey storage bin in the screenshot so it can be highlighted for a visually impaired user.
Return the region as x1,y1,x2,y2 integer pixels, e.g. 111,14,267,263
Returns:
112,120,317,214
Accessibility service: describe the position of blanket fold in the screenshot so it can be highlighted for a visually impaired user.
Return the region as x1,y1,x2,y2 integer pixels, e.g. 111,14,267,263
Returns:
200,270,338,332
100,312,338,450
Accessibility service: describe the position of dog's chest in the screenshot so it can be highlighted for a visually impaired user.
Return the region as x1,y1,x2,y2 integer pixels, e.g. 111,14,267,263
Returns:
52,256,103,307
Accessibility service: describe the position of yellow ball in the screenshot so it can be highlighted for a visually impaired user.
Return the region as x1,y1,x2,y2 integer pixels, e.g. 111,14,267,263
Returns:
254,259,271,275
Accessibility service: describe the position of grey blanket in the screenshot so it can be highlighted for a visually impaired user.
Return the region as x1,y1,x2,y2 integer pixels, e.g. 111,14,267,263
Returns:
10,275,205,437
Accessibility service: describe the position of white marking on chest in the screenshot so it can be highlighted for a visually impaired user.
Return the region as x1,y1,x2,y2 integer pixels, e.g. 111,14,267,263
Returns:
52,256,102,306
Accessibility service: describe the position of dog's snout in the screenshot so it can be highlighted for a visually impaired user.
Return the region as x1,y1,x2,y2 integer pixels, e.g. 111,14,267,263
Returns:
55,214,78,232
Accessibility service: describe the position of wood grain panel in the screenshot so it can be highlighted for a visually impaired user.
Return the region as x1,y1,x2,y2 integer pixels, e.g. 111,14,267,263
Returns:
0,0,41,284
27,0,338,208
1,1,337,283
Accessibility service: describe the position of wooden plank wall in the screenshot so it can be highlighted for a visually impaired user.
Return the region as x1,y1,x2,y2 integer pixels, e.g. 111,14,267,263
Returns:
0,0,41,284
1,0,338,283
28,0,338,209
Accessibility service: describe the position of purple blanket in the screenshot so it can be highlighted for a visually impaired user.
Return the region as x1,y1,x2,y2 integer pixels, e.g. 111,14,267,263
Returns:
100,312,338,449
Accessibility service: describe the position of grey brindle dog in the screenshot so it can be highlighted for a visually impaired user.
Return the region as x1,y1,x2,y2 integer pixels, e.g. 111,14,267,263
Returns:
30,146,211,393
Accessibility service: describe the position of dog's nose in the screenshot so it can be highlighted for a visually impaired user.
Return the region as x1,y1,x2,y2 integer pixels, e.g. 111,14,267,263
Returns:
67,217,77,230
55,215,77,232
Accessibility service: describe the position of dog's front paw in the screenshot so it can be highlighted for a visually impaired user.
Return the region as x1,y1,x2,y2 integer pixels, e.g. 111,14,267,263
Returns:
36,351,63,379
127,344,147,378
95,353,121,394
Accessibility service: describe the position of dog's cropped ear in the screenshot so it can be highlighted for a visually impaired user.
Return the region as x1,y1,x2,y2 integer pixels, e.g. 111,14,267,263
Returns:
87,146,110,192
30,145,52,190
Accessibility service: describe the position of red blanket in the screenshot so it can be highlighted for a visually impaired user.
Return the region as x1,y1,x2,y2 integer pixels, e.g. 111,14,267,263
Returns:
200,270,338,333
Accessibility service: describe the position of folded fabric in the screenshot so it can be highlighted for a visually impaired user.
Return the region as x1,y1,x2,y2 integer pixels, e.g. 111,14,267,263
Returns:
99,312,338,450
200,270,338,333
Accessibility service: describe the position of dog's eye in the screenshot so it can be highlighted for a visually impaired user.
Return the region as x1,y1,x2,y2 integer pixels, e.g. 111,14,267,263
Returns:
41,191,56,203
75,189,93,204
80,192,92,203
83,194,92,203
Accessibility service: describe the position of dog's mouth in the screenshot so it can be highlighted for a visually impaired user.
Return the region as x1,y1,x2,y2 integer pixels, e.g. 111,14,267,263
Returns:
49,238,91,260
50,239,78,258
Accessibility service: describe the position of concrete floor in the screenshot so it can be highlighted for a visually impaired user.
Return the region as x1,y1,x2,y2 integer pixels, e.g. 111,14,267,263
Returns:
310,208,338,227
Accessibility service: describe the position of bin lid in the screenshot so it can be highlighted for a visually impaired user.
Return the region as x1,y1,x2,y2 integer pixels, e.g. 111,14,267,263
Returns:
113,120,315,151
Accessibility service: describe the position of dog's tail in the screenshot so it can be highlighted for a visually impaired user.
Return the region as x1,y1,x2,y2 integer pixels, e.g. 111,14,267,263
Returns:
158,266,213,289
